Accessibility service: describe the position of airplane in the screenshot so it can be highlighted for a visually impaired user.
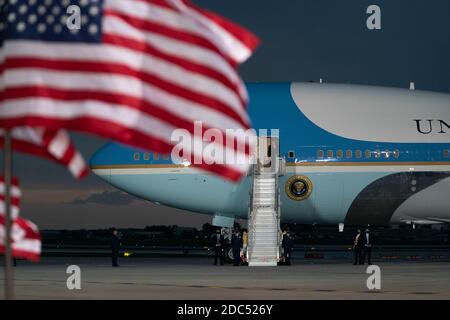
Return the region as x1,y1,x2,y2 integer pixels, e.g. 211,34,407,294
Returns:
90,82,450,230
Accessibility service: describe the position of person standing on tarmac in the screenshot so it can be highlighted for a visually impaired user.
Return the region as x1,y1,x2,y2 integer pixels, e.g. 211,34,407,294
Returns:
231,229,243,266
353,229,363,265
213,228,225,266
241,228,248,263
282,231,294,265
111,228,121,267
362,228,374,265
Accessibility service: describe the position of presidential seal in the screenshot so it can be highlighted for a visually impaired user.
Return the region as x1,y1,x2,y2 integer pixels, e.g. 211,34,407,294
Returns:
285,175,313,201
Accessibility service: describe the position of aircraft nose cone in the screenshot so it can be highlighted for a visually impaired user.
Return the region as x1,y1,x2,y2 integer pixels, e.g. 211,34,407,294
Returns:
90,142,126,183
89,143,113,170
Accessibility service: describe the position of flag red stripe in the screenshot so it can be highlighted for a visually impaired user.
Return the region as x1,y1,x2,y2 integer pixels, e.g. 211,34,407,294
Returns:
0,177,20,186
12,218,41,240
1,58,249,127
0,196,20,206
0,116,245,180
0,138,59,163
7,248,40,262
61,143,76,165
1,86,252,153
41,128,57,148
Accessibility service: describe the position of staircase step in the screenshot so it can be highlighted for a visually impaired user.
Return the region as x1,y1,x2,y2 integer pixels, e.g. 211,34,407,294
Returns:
251,252,278,256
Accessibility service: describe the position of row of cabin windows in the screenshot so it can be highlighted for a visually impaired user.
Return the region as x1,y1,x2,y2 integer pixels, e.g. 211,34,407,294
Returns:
287,149,450,160
133,152,171,161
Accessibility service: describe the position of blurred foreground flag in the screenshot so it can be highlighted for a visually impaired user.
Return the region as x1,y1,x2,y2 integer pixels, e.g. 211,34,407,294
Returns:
0,128,89,179
0,177,41,262
0,176,21,219
0,215,42,262
0,0,260,181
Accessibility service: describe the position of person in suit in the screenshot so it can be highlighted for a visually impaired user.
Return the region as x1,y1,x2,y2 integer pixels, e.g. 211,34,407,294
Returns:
241,228,248,263
361,228,373,265
111,228,121,267
213,228,225,266
281,230,288,264
353,229,363,265
231,229,243,266
282,231,294,265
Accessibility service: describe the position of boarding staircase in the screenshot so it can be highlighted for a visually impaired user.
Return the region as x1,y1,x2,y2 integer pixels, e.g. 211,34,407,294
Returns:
247,138,282,267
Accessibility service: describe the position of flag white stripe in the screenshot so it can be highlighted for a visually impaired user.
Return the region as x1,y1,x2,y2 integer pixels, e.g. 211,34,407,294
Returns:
0,203,20,220
47,130,70,159
68,152,87,178
12,239,41,253
10,127,44,145
0,185,21,198
0,99,251,173
2,68,249,133
106,0,251,63
181,136,253,173
169,0,253,62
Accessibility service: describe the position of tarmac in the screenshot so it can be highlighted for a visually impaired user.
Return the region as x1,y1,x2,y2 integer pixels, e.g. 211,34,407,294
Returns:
1,256,450,300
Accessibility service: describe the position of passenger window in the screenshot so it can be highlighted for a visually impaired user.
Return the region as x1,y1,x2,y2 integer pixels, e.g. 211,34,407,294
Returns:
317,150,324,158
153,152,160,161
337,150,343,158
163,154,170,160
288,151,295,159
384,150,390,159
365,150,371,159
355,150,362,158
374,150,381,159
393,150,400,159
346,150,352,159
327,150,334,158
444,149,449,158
133,152,140,161
143,152,150,161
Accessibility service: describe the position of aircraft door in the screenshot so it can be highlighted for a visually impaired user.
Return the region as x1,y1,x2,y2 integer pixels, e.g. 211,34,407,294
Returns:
257,136,279,174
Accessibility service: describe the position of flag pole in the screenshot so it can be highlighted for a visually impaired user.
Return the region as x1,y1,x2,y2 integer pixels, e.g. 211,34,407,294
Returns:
3,129,14,300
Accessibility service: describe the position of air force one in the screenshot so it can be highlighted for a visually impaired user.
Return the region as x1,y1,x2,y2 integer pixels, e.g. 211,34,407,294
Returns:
90,83,450,228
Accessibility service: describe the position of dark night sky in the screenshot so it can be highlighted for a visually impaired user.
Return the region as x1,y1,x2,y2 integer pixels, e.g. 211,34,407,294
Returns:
7,0,450,229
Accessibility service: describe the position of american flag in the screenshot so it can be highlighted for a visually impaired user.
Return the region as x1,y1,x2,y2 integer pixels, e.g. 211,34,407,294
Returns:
1,127,88,178
0,176,21,219
0,176,41,262
0,0,259,181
